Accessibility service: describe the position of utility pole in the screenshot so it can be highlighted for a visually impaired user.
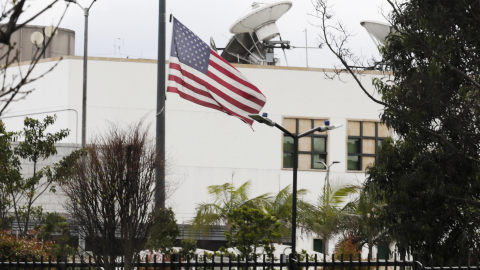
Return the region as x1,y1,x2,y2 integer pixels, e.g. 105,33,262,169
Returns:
156,0,166,210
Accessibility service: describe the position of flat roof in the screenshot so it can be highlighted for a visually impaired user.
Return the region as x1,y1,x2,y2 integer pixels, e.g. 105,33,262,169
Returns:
12,55,392,75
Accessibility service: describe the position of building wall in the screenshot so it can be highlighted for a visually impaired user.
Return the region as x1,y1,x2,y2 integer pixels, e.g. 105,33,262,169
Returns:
0,57,389,253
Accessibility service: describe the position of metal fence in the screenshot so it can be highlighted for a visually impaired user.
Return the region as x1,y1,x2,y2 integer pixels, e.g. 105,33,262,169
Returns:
0,253,477,270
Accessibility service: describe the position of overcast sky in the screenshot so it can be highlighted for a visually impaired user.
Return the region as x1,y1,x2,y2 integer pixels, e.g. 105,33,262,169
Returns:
20,0,392,68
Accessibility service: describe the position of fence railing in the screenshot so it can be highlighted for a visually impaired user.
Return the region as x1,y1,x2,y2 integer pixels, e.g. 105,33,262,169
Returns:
0,254,477,270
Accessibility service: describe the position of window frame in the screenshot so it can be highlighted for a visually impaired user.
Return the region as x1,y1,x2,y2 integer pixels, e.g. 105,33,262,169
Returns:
282,117,329,171
347,120,389,172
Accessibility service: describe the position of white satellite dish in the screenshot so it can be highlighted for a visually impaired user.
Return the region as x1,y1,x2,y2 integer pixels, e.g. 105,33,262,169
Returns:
229,1,292,41
45,25,58,38
30,31,44,45
360,21,391,47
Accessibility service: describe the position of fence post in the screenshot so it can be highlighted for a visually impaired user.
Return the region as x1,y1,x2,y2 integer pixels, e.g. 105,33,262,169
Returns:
171,253,179,270
289,253,297,270
413,253,418,270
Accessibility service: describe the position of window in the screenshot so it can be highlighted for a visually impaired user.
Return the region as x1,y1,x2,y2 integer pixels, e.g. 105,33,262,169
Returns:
313,239,323,253
347,121,391,171
283,118,328,170
377,241,390,260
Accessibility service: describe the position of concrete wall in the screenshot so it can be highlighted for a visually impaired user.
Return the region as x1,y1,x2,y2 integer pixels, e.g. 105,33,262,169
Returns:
0,57,389,253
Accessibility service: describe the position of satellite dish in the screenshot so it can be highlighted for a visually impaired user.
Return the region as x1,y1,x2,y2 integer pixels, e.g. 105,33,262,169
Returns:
30,32,44,45
45,25,58,38
210,37,218,52
229,1,292,41
221,32,266,65
360,21,391,47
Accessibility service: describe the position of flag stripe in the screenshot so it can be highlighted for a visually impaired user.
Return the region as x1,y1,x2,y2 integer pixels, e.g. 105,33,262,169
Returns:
167,75,221,109
207,69,265,108
168,75,253,124
168,60,259,120
210,50,240,72
167,86,224,112
210,52,265,97
168,65,215,101
208,60,266,105
170,58,261,113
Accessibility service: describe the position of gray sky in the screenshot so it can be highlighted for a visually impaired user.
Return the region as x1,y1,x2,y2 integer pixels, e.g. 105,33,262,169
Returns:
20,0,392,68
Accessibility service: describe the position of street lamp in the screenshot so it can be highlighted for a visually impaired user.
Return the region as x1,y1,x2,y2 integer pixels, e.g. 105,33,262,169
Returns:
65,0,97,149
65,0,97,257
317,161,340,190
249,113,343,260
316,160,340,254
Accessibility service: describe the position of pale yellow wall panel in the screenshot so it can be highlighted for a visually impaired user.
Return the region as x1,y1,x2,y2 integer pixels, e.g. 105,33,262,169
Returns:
348,121,360,136
299,137,312,151
378,123,391,137
284,118,296,133
299,119,312,133
363,122,376,137
298,154,311,169
362,156,375,171
363,139,376,154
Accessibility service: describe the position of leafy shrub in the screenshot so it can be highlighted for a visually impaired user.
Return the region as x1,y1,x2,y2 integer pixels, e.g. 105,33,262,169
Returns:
0,230,54,259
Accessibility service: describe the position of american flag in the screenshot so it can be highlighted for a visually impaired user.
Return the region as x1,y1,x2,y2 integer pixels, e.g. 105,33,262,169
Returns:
167,17,267,127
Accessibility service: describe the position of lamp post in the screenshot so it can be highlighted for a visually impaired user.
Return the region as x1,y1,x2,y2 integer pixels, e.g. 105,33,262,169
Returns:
316,160,340,254
65,0,97,256
65,0,97,150
249,113,343,261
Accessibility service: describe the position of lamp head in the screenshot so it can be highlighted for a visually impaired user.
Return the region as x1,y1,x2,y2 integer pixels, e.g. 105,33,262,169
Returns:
315,160,327,167
316,124,343,132
65,0,77,3
332,161,340,164
249,113,275,127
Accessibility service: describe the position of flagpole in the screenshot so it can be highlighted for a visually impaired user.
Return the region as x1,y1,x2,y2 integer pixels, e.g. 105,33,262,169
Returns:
156,0,166,210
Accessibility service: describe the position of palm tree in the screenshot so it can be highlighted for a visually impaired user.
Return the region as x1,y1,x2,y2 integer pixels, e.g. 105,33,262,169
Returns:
265,184,309,240
300,180,357,254
341,186,390,257
191,179,272,233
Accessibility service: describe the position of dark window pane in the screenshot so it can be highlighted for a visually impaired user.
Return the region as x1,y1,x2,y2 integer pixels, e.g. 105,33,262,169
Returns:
313,155,326,169
348,155,360,170
284,137,294,152
283,153,293,168
377,139,384,151
348,139,360,154
314,137,326,152
378,241,390,260
313,239,323,253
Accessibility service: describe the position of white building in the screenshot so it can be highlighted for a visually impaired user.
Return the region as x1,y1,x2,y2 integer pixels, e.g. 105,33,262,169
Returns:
1,55,390,255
